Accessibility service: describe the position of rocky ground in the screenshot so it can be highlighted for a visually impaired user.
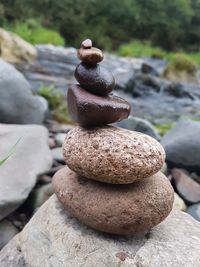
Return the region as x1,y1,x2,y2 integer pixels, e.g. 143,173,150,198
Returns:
0,41,200,266
16,44,200,124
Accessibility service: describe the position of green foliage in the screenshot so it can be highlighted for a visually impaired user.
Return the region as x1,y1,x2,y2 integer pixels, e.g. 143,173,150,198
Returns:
0,137,22,166
164,53,197,75
117,40,167,58
0,0,200,52
4,20,64,45
37,85,71,123
154,123,174,136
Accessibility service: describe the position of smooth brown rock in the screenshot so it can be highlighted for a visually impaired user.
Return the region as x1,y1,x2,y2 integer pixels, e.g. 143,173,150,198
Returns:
75,63,115,95
77,47,103,64
63,126,166,184
67,84,131,126
53,167,174,235
172,168,200,204
81,39,92,49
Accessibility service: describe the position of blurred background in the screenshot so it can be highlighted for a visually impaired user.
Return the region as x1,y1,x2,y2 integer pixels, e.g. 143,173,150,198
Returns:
0,0,200,251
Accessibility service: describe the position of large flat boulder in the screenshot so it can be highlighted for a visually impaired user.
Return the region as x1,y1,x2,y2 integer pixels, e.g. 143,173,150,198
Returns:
161,120,200,173
0,124,53,220
0,59,47,124
0,195,199,267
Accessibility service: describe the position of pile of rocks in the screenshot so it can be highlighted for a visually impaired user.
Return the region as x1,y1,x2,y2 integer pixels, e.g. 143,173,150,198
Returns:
53,40,174,235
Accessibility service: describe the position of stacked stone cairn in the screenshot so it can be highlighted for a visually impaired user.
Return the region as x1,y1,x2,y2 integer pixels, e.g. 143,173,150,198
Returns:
53,39,174,235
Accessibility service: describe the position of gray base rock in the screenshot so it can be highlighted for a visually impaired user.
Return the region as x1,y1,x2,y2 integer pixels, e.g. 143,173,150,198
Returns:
1,195,200,267
0,124,53,220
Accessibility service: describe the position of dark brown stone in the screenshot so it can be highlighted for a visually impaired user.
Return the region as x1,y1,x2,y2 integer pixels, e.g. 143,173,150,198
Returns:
67,85,131,126
81,39,92,49
77,47,103,64
172,168,200,204
52,167,174,235
75,63,115,95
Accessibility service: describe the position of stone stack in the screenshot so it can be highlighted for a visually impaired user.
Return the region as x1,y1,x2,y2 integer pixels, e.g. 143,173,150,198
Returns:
53,39,174,235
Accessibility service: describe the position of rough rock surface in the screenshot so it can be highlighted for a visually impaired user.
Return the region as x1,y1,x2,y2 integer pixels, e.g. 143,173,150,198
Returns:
0,28,37,64
0,124,53,220
0,59,47,124
115,115,160,140
63,126,165,183
53,167,174,234
0,195,200,267
162,120,200,173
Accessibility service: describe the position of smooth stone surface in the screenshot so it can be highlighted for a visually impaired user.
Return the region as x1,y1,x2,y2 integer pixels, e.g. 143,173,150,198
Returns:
173,193,186,211
75,63,115,95
63,126,165,184
115,115,160,141
187,203,200,222
67,85,131,126
0,220,18,250
1,195,200,267
81,39,92,49
55,133,66,147
77,47,103,64
161,120,200,173
0,59,47,124
53,167,174,234
172,168,200,204
51,147,64,163
0,124,53,220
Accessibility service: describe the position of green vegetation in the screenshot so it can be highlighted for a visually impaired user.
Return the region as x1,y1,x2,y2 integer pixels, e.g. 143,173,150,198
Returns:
117,40,166,58
4,20,64,45
154,123,174,136
117,40,200,67
0,0,200,52
37,85,71,123
0,137,21,166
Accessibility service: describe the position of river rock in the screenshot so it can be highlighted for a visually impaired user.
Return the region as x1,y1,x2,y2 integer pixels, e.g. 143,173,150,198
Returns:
1,195,200,267
115,116,160,140
53,167,173,235
187,203,200,222
0,124,53,220
173,193,186,211
75,63,115,95
171,168,200,204
81,39,92,49
63,126,165,184
0,28,37,64
0,59,47,124
161,120,200,173
0,220,18,250
67,85,130,126
78,47,103,64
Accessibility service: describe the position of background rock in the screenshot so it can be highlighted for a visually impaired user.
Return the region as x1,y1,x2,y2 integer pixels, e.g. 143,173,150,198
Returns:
173,193,186,211
0,220,18,250
162,120,200,173
187,204,200,222
171,168,200,204
0,195,200,267
0,28,37,64
0,124,53,220
115,116,160,140
0,59,48,124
